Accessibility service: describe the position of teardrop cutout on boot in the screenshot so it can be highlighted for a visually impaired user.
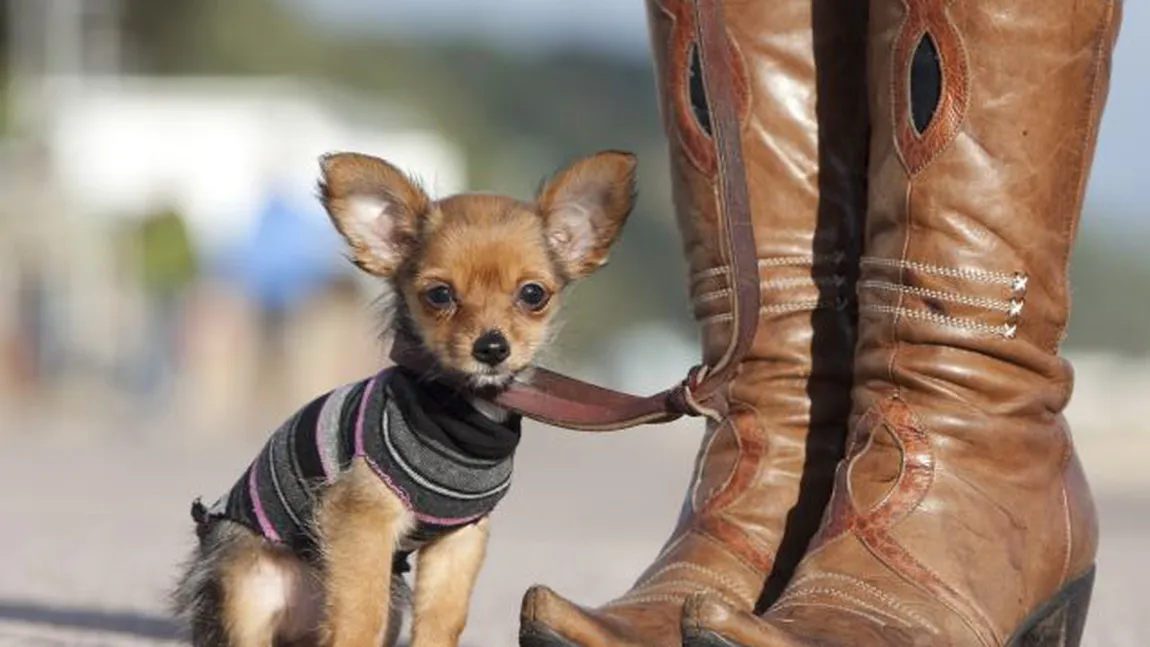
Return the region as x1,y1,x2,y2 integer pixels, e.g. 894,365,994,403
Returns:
1007,567,1095,647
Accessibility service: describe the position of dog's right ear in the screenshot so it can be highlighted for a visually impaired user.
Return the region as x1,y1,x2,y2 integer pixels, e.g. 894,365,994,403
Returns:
318,152,431,277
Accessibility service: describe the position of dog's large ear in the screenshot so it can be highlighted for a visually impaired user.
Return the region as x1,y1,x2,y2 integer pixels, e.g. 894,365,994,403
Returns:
537,150,637,280
318,152,431,277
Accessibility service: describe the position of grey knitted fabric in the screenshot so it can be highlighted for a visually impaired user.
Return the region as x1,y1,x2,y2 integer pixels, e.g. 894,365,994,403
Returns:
197,368,516,561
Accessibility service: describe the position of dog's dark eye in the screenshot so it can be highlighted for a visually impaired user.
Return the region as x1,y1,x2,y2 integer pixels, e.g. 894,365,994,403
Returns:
518,282,550,310
423,284,455,309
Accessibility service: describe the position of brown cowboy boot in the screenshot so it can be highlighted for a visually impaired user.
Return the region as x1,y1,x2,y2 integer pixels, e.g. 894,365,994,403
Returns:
518,0,869,644
681,0,1124,646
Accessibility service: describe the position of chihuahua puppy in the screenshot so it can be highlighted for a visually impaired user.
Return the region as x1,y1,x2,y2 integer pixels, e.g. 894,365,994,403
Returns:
171,150,636,647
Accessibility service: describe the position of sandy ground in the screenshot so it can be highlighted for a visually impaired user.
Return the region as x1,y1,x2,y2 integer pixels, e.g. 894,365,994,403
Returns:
0,410,1147,647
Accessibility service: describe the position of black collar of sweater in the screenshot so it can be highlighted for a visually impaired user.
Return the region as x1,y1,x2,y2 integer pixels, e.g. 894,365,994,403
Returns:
387,367,522,461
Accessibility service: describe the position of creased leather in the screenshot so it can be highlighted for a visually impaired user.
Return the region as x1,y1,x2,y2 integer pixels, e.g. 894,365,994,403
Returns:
519,0,870,644
685,0,1123,645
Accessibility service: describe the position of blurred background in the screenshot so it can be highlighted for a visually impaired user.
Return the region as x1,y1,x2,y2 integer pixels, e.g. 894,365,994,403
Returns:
0,1,1145,646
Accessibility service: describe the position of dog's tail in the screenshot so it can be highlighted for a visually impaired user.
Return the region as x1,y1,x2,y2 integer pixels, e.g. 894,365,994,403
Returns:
169,520,240,647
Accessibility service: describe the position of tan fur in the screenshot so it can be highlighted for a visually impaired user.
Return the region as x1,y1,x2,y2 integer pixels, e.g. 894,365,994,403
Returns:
320,150,636,383
316,459,413,647
535,151,637,279
178,150,636,647
410,519,490,647
219,536,320,646
406,196,562,377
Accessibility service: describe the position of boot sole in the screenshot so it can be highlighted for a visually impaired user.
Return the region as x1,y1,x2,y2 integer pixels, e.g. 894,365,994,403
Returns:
681,566,1095,647
520,622,581,647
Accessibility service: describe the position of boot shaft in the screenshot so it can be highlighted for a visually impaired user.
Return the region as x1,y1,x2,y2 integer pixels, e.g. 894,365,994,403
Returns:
858,0,1124,417
645,0,870,547
822,0,1123,639
649,0,868,382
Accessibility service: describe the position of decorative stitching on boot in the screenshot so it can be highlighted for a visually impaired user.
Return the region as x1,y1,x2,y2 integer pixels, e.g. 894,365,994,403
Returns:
605,590,744,612
771,599,903,632
695,275,845,305
815,399,1001,647
773,588,923,631
689,421,729,513
858,257,1028,339
702,299,841,325
780,572,941,633
691,253,847,284
631,562,756,607
858,280,1016,313
613,580,745,608
860,304,1017,339
860,257,1019,286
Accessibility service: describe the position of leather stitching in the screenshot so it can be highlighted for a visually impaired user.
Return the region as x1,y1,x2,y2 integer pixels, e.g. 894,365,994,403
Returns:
771,600,899,632
691,253,846,283
691,525,774,577
702,299,840,325
772,588,927,632
860,304,1014,338
1055,0,1120,354
859,280,1016,313
857,258,1028,338
782,572,940,633
860,256,1019,286
604,591,742,612
631,562,756,607
696,275,844,304
850,400,1000,647
689,416,737,511
615,581,745,609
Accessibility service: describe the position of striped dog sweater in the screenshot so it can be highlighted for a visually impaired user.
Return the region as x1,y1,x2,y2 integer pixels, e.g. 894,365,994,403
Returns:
194,367,521,566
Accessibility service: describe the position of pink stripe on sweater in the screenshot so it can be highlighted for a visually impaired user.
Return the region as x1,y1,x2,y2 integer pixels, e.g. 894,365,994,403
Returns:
248,465,281,542
353,375,379,457
362,457,481,525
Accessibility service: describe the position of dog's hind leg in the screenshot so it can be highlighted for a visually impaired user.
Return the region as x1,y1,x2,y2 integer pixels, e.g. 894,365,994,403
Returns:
173,521,320,647
316,458,412,647
410,519,489,647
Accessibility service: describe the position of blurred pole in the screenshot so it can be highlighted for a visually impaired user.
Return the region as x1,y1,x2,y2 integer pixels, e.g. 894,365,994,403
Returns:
5,0,122,137
87,0,122,77
41,0,83,133
5,0,36,134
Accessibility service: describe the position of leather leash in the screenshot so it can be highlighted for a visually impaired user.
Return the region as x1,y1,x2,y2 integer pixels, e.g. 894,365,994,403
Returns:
390,0,757,432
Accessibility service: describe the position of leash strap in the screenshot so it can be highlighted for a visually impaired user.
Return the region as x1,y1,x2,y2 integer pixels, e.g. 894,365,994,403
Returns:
390,0,757,431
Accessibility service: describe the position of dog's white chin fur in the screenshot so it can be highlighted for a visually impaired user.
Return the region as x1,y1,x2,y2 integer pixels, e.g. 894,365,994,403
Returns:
462,368,520,423
469,372,514,388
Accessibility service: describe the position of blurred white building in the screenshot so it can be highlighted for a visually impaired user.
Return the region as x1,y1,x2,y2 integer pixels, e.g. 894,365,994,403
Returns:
39,75,466,256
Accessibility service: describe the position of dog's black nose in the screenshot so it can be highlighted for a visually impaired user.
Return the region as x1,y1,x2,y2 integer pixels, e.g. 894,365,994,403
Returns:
472,330,510,366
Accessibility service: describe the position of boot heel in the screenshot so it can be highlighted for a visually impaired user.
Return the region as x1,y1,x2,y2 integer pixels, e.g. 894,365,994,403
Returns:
1008,567,1095,647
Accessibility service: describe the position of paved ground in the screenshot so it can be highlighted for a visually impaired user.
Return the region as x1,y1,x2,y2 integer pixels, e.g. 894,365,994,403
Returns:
1,411,1147,647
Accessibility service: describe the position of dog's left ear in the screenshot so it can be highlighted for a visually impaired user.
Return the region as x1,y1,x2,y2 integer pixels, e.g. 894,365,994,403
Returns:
537,150,637,280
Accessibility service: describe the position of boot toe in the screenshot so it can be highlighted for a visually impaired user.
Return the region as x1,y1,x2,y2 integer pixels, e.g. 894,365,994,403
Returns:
520,585,685,647
683,593,811,647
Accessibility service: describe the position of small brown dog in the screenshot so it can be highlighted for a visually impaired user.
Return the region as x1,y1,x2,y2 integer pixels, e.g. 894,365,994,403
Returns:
171,150,636,647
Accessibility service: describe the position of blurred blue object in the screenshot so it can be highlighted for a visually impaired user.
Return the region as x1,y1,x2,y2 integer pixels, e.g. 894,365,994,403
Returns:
217,190,345,314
